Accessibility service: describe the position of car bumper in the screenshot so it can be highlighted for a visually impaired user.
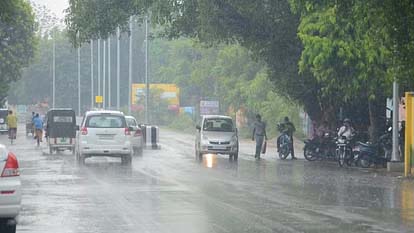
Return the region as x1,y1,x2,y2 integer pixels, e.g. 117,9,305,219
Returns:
200,145,238,154
80,146,132,156
0,178,21,218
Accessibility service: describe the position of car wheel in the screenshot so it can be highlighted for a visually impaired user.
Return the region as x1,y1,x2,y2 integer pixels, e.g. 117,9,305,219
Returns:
232,152,238,161
122,154,132,164
0,218,16,233
49,146,53,155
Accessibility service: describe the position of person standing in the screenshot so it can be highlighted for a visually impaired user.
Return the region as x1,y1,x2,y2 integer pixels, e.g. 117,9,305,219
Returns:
6,110,17,140
252,114,267,159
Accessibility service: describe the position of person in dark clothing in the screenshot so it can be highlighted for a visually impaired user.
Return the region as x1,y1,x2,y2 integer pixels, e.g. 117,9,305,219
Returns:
277,117,296,159
252,114,267,159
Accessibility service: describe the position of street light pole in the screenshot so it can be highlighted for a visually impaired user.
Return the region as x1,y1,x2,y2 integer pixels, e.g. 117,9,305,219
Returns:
392,80,400,161
108,37,111,109
97,38,101,97
77,32,81,115
52,38,56,108
103,39,106,109
90,39,94,109
117,26,120,110
128,17,133,115
145,15,149,124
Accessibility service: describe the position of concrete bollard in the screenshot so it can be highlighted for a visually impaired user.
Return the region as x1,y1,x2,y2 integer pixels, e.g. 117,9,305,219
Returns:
142,125,160,149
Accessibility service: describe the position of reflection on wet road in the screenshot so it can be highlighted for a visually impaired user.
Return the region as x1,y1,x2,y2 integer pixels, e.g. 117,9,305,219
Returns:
1,128,413,232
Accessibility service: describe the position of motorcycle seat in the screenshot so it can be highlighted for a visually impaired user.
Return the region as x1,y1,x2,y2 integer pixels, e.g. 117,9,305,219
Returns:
357,141,375,148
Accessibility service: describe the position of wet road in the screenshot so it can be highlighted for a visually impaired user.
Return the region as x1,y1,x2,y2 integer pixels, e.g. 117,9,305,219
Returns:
1,126,414,233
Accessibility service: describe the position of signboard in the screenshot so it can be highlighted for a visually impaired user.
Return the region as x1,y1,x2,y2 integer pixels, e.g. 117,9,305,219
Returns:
131,84,179,106
95,96,103,104
404,92,414,177
200,100,219,115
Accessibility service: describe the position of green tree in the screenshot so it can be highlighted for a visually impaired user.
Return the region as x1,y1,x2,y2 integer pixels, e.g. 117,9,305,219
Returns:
0,0,37,104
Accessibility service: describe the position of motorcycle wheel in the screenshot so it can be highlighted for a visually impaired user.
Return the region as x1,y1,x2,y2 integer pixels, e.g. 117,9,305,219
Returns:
345,152,354,167
278,145,289,160
303,145,317,161
358,154,371,168
338,149,345,167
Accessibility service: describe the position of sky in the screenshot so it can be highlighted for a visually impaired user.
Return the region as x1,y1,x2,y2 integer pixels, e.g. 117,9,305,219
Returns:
32,0,69,18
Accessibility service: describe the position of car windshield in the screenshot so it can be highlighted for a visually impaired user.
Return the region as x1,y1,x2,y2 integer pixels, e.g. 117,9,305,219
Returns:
86,115,125,128
203,118,234,132
126,118,137,127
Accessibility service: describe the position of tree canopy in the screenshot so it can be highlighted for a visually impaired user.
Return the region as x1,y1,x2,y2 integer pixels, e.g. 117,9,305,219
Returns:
0,0,37,104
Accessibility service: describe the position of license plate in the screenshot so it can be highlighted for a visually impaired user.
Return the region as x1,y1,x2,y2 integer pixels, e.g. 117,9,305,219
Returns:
60,138,67,143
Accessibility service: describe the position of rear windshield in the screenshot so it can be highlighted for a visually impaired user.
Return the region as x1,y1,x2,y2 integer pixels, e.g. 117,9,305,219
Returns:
126,118,137,127
203,118,234,132
53,116,73,123
86,115,126,128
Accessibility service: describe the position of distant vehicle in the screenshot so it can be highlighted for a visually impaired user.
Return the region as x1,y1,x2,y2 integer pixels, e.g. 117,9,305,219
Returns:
195,115,239,160
0,109,8,135
0,145,21,233
45,109,77,154
125,116,143,156
75,110,133,164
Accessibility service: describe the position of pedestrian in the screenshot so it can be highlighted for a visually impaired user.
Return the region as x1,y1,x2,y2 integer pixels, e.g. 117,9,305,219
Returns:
252,114,267,159
6,110,17,140
277,117,297,159
33,113,44,142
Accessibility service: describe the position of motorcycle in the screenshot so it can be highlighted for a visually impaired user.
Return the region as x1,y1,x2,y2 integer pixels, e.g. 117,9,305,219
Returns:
277,123,292,160
336,136,354,167
353,129,392,168
303,132,336,161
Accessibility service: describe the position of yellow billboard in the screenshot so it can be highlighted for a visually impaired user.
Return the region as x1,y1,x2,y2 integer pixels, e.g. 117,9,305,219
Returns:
131,84,180,106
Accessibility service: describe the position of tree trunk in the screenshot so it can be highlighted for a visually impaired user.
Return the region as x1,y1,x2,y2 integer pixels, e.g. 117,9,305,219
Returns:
368,96,386,143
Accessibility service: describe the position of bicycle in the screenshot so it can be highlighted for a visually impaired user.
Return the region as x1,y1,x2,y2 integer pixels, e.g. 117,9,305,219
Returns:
35,129,42,147
8,128,16,145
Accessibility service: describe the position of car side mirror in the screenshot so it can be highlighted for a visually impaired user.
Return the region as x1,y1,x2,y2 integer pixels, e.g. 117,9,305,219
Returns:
196,125,201,131
75,125,80,131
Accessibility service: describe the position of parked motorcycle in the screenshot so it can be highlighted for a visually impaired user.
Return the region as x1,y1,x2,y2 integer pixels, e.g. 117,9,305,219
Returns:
303,132,336,161
353,129,392,168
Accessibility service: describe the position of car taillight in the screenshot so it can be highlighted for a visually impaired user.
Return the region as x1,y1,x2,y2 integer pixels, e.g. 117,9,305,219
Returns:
134,129,142,137
81,127,88,135
1,152,19,177
125,128,131,135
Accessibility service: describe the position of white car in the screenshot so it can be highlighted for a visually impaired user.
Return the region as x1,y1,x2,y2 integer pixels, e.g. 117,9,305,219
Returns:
125,116,143,156
0,145,21,233
76,110,133,164
195,115,239,160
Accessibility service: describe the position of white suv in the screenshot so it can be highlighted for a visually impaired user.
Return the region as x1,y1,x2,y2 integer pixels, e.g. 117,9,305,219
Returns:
195,115,239,160
76,111,133,164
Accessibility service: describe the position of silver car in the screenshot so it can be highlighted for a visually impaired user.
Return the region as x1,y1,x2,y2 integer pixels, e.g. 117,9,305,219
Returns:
195,115,239,160
125,116,143,156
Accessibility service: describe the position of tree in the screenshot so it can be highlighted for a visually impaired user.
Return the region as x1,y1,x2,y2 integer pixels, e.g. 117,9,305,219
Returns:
0,0,37,104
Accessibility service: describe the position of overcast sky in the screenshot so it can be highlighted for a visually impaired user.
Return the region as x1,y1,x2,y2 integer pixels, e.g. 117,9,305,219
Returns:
32,0,69,18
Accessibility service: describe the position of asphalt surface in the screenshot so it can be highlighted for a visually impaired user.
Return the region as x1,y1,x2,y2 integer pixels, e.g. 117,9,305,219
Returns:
1,126,413,233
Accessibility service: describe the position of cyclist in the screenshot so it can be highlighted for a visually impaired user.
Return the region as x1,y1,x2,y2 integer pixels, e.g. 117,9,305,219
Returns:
6,110,17,140
33,113,44,144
